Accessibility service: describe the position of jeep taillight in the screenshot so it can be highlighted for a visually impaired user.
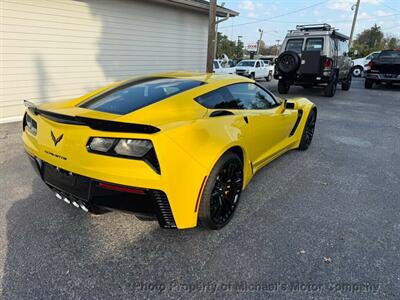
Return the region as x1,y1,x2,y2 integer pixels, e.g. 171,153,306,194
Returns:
323,58,333,69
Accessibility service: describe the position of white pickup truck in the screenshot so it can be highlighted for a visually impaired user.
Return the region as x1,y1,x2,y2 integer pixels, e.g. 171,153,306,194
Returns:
352,51,380,77
235,59,273,81
213,59,236,74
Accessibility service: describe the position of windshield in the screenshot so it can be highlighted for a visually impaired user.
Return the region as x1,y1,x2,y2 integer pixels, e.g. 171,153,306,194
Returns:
285,39,304,53
80,77,204,115
237,61,255,67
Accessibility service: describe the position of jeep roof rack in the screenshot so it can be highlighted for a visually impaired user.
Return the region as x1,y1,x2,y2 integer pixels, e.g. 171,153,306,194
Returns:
296,24,332,31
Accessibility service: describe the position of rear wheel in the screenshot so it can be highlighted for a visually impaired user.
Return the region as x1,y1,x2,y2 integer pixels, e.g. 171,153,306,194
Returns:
352,66,363,77
324,77,337,97
278,80,290,94
365,78,374,89
198,152,243,230
298,109,316,151
265,73,272,82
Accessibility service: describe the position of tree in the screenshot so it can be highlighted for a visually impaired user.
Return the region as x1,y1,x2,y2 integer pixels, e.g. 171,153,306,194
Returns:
216,32,243,59
351,24,399,57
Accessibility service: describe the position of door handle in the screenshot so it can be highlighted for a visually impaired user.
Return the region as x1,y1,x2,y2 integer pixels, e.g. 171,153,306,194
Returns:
243,116,249,124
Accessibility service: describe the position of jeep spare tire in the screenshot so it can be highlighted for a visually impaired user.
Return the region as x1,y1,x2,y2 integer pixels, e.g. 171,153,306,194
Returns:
277,51,301,74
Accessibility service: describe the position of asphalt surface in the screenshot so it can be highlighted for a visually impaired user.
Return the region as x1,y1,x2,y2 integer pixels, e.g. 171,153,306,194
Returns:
0,78,399,299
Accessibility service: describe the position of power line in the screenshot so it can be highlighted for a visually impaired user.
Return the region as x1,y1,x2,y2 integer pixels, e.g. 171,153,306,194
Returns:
219,0,329,29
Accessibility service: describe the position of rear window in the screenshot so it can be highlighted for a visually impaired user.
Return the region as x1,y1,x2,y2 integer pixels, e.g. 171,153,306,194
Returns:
285,39,304,53
379,51,400,58
80,77,204,115
305,38,324,51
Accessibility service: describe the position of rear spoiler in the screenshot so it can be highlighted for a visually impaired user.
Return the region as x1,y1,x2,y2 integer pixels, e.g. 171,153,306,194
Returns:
23,100,160,134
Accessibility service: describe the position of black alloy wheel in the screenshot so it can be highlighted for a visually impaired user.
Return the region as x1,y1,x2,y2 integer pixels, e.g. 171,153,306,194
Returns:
199,152,243,229
298,109,317,151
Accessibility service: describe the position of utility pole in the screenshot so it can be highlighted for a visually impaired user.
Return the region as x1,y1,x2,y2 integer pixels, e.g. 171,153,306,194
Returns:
275,39,281,55
256,29,264,56
349,0,361,49
207,0,217,73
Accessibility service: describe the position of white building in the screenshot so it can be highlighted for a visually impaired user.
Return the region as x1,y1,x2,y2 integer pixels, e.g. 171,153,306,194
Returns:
0,0,238,123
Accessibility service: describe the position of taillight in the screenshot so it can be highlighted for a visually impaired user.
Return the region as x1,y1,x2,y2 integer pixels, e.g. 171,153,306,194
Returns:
368,60,375,69
323,59,333,69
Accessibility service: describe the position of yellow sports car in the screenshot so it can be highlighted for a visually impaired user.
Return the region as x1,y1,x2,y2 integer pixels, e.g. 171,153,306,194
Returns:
23,72,316,230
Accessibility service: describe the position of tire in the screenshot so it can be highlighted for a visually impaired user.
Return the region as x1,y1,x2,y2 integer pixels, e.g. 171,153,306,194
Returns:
276,51,301,74
341,73,352,91
298,109,317,151
365,78,374,89
265,73,272,82
250,73,255,80
352,66,363,77
324,78,337,97
278,79,290,94
198,152,243,230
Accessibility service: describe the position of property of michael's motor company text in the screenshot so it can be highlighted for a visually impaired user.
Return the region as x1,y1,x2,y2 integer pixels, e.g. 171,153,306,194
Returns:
133,281,380,294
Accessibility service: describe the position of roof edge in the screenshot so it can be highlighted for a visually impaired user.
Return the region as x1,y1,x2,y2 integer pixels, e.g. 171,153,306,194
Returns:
154,0,239,17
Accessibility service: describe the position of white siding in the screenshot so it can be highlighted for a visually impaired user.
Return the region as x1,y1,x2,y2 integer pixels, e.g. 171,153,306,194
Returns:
0,0,208,122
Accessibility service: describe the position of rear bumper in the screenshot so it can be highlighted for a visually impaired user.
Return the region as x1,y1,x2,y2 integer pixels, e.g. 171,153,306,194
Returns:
274,72,332,84
365,73,400,82
27,152,176,228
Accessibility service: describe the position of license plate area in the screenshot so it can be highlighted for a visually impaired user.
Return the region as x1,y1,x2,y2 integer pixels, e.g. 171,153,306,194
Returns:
43,163,90,199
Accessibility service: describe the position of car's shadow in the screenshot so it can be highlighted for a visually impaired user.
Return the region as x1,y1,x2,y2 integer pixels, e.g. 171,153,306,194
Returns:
1,149,307,299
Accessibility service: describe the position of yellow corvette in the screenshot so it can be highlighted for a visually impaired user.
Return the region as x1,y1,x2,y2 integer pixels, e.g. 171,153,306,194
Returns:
22,72,316,230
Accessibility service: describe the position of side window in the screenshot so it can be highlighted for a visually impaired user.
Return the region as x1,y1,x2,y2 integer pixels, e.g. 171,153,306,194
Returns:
255,61,260,68
342,41,349,55
227,83,277,109
196,84,277,110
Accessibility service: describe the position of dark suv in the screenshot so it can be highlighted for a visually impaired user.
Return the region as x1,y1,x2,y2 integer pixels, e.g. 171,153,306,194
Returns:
274,24,353,97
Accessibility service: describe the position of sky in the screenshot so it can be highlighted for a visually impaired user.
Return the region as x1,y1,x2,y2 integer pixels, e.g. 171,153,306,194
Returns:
218,0,400,46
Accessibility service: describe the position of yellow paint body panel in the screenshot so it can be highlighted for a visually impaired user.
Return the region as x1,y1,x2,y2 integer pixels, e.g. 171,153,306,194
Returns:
22,72,315,229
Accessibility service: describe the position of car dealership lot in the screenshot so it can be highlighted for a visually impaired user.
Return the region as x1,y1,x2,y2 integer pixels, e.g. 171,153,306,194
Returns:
0,78,399,299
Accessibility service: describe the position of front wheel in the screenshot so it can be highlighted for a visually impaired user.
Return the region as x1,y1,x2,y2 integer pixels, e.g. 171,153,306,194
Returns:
341,73,352,91
198,152,243,230
298,109,316,151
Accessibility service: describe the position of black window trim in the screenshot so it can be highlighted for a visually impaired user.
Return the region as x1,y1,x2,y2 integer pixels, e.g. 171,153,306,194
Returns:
194,82,281,111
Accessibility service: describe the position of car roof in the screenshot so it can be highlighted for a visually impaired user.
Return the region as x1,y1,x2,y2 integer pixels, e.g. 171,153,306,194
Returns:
139,71,252,85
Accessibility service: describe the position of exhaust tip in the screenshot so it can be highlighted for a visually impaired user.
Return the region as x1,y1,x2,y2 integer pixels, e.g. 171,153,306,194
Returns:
72,201,80,208
63,197,71,204
80,204,89,212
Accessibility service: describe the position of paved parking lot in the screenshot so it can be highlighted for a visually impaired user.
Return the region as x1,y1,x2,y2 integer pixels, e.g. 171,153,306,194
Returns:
0,78,399,299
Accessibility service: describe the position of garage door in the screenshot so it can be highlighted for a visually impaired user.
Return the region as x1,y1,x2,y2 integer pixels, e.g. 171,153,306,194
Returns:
1,0,208,122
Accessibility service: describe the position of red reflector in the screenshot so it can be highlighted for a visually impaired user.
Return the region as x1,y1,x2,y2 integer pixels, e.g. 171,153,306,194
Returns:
368,60,375,68
98,182,146,195
324,59,333,69
194,176,207,212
